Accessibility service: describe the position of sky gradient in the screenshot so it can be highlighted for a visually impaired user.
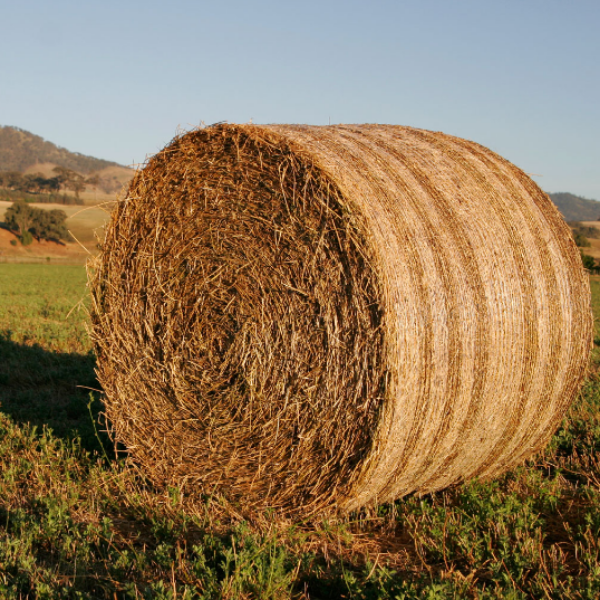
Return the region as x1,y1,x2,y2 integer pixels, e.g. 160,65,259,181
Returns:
1,0,598,198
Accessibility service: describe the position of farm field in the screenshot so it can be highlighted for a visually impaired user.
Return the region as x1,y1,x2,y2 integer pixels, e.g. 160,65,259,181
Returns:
1,264,600,597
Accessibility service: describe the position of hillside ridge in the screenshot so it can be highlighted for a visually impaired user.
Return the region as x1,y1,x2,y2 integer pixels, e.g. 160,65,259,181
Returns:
0,125,125,174
548,192,600,222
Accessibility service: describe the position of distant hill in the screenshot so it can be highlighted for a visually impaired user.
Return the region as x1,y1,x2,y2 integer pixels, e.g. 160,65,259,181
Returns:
0,125,132,196
548,192,600,222
0,125,125,174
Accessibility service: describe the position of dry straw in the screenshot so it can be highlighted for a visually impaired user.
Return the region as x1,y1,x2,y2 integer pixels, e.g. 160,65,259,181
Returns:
89,124,592,516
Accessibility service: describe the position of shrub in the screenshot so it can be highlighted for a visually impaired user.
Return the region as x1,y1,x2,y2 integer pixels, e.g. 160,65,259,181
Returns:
4,200,70,243
20,230,33,246
574,231,592,247
581,251,596,270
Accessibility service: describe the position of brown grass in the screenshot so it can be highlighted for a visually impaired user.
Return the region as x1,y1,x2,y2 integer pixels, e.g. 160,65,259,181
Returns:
88,124,592,518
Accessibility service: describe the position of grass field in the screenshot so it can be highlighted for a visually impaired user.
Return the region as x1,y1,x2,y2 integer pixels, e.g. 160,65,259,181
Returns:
1,265,600,598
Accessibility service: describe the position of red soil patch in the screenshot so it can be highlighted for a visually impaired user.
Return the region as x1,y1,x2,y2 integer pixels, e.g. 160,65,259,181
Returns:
0,227,89,264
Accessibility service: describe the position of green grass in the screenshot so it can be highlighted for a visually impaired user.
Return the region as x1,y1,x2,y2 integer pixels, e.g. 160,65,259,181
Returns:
0,265,100,453
0,264,90,352
590,277,600,342
1,264,600,598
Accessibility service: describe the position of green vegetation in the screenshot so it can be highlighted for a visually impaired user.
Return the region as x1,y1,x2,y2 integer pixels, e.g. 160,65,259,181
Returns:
574,231,592,248
0,265,96,447
3,201,71,244
1,264,600,597
575,232,592,248
0,201,111,249
581,251,597,271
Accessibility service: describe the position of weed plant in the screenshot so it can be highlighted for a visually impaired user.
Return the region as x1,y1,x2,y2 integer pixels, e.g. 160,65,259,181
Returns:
0,265,600,598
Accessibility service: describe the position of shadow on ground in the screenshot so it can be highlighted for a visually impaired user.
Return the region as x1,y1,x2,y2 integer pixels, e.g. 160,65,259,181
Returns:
0,332,111,455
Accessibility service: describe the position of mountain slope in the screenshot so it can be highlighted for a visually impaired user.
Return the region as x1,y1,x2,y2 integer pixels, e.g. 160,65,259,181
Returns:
0,125,124,174
548,192,600,222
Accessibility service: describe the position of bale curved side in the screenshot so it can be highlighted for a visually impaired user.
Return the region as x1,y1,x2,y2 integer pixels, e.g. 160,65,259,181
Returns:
89,123,592,515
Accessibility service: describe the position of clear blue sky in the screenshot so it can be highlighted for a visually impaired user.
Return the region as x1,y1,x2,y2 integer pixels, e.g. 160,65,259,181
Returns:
1,0,598,198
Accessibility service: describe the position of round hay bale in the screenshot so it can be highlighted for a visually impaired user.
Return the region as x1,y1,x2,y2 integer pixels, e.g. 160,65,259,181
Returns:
89,124,592,515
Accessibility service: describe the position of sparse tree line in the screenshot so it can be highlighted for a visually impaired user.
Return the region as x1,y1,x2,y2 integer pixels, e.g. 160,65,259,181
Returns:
2,200,70,246
0,167,106,205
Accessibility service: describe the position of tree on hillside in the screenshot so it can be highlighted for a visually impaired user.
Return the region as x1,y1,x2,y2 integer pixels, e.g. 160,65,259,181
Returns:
22,173,61,194
3,200,70,244
0,171,63,195
86,173,100,200
52,166,75,191
85,174,100,189
4,200,36,238
68,174,85,199
30,209,70,242
0,171,25,190
52,165,85,198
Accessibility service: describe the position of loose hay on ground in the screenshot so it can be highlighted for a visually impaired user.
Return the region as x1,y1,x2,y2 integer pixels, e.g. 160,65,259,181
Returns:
89,124,592,516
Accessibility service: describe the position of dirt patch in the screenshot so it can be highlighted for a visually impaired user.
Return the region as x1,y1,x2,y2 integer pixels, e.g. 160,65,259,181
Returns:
0,228,89,264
